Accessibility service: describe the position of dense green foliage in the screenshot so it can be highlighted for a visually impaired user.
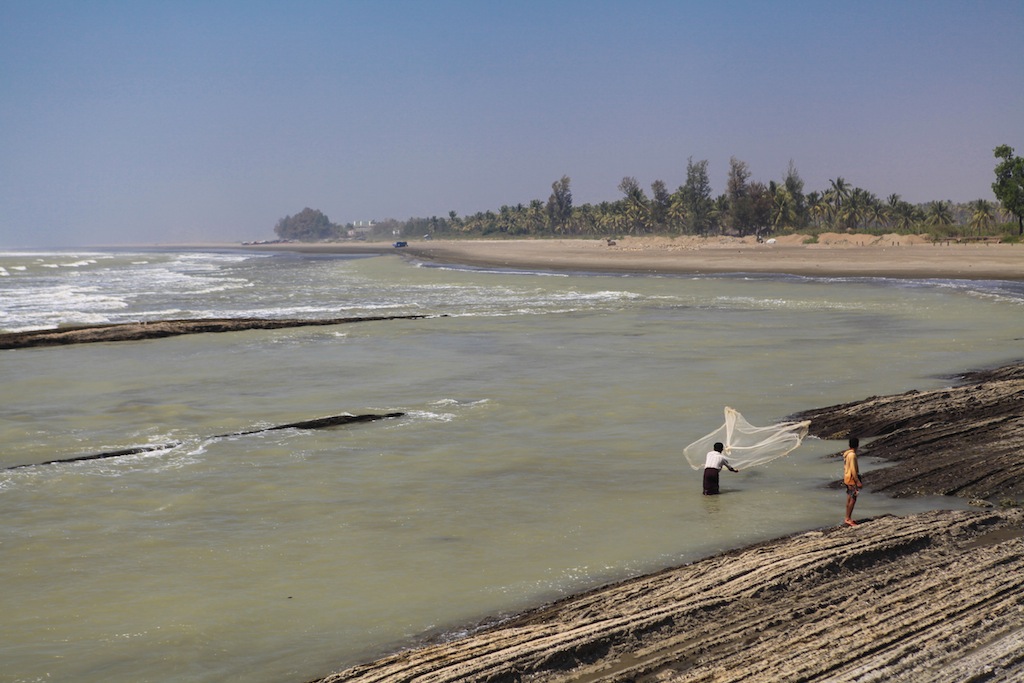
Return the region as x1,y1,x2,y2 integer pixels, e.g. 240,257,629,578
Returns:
992,145,1024,236
280,148,1020,243
274,207,341,241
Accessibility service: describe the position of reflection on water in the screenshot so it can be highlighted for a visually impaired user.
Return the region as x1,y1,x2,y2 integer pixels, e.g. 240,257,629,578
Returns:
0,251,1020,683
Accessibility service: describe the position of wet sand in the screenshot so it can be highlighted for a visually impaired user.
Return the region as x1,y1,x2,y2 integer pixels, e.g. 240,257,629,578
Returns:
243,233,1024,281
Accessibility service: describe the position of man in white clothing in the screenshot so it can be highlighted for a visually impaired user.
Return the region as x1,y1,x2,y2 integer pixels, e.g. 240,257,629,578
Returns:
703,442,738,495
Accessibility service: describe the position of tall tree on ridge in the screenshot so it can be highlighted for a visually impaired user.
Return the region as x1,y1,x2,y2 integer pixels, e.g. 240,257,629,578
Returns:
274,207,337,241
726,157,754,235
992,145,1024,236
650,179,671,231
685,157,716,235
748,181,773,237
546,175,573,234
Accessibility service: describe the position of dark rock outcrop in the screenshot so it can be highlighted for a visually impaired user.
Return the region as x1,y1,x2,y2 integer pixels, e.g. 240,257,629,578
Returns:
316,509,1024,683
6,412,404,470
315,363,1024,683
0,315,434,350
790,362,1024,499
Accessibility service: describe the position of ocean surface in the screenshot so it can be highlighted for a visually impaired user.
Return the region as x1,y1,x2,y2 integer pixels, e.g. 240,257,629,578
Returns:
1,247,1022,683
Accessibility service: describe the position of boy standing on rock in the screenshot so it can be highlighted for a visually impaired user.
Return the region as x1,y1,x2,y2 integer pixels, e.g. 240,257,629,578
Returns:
844,437,863,526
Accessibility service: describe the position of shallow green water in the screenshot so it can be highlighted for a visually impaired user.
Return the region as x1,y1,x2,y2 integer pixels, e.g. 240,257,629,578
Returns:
1,253,1021,682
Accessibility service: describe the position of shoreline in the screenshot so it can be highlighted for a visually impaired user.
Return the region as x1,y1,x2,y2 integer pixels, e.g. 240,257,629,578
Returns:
321,509,1024,683
12,238,1022,680
317,363,1024,682
235,234,1024,281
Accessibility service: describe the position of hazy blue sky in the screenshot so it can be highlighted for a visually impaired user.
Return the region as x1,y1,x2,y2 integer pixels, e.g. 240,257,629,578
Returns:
2,1,1022,246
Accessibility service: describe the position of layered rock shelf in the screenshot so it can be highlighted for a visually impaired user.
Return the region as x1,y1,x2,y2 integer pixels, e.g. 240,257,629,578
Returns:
315,362,1024,682
0,315,434,350
320,508,1024,683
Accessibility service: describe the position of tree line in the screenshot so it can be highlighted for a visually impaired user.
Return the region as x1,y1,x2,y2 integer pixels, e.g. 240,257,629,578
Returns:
275,146,1024,242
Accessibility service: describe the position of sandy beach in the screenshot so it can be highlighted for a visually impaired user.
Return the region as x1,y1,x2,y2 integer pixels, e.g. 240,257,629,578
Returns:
244,233,1024,281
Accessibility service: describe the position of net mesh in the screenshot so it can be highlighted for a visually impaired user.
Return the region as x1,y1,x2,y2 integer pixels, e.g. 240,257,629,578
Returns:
683,407,811,470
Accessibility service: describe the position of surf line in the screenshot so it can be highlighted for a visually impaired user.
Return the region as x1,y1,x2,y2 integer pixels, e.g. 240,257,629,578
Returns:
5,412,405,470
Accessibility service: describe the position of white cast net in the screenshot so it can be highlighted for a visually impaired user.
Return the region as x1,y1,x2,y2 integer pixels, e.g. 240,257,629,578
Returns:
683,407,811,470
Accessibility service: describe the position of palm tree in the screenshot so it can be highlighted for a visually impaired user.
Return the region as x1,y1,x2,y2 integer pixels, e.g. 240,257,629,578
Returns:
926,201,954,228
771,182,797,232
595,202,619,236
869,202,886,230
825,177,851,229
851,189,884,232
884,194,902,230
806,191,826,230
894,202,921,232
667,192,688,233
618,177,651,235
968,199,995,236
572,204,596,236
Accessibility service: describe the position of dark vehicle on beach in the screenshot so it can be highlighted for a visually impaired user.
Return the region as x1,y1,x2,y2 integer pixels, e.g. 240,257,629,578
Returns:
393,241,408,248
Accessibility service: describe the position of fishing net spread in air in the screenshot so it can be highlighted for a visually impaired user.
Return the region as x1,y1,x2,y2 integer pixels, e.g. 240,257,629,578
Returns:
683,407,811,470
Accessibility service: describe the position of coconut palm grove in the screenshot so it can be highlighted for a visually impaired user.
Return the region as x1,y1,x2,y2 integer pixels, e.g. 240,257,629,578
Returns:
275,145,1024,243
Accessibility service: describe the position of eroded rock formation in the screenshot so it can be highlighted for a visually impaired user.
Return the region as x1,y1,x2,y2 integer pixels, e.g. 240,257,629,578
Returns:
0,315,433,350
6,412,404,470
318,508,1024,683
791,362,1024,499
314,363,1024,682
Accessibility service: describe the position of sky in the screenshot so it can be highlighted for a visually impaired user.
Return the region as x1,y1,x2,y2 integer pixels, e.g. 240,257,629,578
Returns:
1,1,1022,247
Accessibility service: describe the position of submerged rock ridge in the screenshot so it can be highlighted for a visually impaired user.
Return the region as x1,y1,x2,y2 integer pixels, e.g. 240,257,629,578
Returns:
791,362,1024,499
0,315,434,349
317,509,1024,683
6,412,404,470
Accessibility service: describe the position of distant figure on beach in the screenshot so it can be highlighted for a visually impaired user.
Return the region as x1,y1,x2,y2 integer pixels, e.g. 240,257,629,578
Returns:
703,442,738,495
843,437,863,526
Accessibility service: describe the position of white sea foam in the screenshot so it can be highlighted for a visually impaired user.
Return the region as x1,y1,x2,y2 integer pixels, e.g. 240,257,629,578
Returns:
431,398,490,407
408,410,457,422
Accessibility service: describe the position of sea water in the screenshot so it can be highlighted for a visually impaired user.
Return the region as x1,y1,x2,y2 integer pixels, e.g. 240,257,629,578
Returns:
1,248,1022,683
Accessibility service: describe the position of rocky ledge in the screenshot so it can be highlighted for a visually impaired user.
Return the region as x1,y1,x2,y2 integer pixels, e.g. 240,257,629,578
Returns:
319,509,1024,683
0,315,433,350
791,362,1024,500
314,363,1024,682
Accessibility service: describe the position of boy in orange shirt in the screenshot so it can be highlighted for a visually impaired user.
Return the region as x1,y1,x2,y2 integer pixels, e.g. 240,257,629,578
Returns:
843,437,863,526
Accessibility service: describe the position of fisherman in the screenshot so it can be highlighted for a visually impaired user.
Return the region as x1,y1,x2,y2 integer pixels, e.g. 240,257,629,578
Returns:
703,442,738,495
